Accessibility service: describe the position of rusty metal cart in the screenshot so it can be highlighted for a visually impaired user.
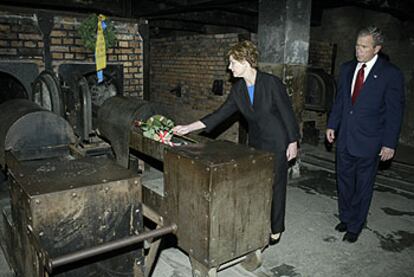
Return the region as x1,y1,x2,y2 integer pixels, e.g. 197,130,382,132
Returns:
0,99,176,277
98,96,275,276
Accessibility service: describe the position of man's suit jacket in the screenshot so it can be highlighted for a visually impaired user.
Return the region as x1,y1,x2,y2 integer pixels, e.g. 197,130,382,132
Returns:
327,57,405,158
201,70,300,153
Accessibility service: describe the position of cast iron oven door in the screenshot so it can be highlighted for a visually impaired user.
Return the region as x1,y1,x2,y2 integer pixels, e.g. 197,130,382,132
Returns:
31,70,64,117
305,68,336,112
31,70,94,142
0,62,39,105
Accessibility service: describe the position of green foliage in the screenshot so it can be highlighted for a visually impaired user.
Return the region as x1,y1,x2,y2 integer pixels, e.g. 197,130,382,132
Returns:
140,115,175,140
78,14,117,52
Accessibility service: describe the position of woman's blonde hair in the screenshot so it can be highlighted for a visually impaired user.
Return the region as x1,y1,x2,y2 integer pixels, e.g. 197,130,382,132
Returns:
227,40,259,68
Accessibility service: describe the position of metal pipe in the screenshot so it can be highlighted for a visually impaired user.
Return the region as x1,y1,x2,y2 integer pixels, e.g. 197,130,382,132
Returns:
46,223,177,273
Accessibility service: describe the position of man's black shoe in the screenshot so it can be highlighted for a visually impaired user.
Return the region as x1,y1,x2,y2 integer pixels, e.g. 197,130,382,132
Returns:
343,232,359,243
335,222,347,232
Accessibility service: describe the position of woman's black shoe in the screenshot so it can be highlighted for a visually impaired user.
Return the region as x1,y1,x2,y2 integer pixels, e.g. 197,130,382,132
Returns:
269,233,281,245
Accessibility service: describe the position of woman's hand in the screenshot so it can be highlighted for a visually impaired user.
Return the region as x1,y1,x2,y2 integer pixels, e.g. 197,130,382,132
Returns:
172,121,206,136
172,125,192,136
286,141,298,161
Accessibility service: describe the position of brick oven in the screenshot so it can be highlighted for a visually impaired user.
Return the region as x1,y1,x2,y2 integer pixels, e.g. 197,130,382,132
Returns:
302,40,337,144
0,8,143,142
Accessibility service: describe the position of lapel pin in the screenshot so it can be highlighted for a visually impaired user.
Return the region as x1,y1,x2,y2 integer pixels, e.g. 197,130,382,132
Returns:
374,75,378,79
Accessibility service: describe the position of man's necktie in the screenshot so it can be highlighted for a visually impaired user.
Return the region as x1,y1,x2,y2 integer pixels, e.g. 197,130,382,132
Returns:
352,63,366,104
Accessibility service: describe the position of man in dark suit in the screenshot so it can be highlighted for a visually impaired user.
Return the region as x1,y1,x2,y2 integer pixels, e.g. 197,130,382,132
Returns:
173,40,300,243
326,26,405,243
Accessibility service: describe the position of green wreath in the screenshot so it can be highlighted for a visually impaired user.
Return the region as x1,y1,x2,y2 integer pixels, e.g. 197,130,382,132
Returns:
78,14,117,52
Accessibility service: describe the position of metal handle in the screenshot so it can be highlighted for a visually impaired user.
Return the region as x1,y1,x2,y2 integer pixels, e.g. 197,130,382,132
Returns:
44,223,177,273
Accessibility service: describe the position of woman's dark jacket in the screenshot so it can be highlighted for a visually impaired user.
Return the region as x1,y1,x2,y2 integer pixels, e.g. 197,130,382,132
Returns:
201,70,300,153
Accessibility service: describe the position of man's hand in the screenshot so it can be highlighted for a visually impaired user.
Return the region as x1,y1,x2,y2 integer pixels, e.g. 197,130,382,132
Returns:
326,129,335,143
379,146,395,161
286,141,298,161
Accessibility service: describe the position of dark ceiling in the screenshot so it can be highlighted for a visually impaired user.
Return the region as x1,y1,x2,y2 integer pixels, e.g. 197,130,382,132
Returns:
2,0,414,37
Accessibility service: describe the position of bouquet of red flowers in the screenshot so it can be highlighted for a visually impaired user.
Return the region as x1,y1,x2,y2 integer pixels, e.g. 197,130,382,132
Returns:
134,115,175,145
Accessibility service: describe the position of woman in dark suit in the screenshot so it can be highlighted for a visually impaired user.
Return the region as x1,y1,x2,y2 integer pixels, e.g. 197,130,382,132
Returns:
173,40,300,243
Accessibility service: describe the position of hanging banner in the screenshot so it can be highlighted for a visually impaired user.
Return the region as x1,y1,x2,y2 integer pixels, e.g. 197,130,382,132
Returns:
95,14,107,83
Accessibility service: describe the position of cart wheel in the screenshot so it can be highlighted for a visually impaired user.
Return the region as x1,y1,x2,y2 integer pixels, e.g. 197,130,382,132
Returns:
190,257,218,277
241,249,262,271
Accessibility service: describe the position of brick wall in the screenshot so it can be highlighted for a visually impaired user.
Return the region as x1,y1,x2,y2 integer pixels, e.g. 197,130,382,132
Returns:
302,109,327,140
150,33,240,142
308,40,336,75
0,9,143,97
0,13,43,63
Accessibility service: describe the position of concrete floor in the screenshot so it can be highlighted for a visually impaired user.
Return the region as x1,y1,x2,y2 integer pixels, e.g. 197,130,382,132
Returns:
1,145,414,277
149,166,414,277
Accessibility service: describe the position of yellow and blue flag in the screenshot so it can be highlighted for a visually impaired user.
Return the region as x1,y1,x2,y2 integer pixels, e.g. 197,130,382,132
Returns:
95,14,107,83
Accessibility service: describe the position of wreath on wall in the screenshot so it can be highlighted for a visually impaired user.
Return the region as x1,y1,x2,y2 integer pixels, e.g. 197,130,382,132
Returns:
78,14,117,51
